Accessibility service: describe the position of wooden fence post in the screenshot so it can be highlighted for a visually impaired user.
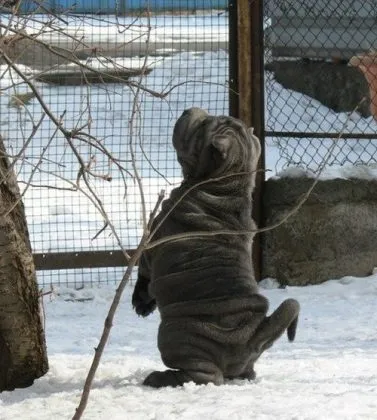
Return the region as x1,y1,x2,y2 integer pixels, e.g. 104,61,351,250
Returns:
229,0,265,280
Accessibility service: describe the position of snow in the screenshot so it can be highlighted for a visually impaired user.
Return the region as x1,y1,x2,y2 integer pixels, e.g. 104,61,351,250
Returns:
1,13,229,45
1,12,377,418
1,274,377,419
275,162,377,180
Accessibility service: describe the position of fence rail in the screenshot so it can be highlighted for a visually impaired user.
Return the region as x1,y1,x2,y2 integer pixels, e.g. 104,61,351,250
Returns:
33,250,130,270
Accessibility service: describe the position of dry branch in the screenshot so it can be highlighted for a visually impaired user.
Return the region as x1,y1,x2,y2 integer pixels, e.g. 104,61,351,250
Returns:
72,12,155,419
72,190,165,420
0,49,133,260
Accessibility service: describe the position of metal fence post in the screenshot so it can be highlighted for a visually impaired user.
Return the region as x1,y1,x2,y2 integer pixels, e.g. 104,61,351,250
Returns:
229,0,265,281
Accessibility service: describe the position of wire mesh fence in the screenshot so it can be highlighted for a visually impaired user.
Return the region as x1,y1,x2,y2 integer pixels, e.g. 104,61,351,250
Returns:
264,0,377,175
4,0,377,288
0,1,229,287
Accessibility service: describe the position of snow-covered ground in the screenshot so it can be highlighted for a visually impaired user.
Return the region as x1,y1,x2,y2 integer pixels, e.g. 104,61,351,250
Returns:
1,274,377,419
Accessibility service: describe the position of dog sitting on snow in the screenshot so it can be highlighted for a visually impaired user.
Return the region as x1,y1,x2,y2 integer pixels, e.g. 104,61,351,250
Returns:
132,108,300,387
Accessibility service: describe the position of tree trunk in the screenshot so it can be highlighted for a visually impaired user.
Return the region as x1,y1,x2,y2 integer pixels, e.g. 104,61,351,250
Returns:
0,135,48,392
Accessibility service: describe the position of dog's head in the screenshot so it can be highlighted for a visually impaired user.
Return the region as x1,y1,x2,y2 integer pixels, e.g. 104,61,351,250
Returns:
172,108,261,181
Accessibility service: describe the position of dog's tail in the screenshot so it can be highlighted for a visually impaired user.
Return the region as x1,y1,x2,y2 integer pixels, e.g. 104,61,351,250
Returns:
277,298,300,342
286,301,300,342
251,298,300,352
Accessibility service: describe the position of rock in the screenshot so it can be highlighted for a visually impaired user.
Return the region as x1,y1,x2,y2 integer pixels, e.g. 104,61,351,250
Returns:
266,60,371,117
262,177,377,285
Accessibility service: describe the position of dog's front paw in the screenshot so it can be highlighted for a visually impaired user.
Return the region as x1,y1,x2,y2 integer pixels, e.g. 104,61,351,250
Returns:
132,289,156,317
133,295,156,317
132,276,156,317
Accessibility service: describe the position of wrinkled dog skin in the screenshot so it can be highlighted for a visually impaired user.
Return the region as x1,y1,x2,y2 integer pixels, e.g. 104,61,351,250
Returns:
132,108,300,388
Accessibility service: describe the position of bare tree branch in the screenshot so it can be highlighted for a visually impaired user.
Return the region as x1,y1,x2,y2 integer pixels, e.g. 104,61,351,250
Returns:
71,189,165,420
3,115,61,217
0,114,45,186
0,22,231,99
126,11,153,233
71,10,155,418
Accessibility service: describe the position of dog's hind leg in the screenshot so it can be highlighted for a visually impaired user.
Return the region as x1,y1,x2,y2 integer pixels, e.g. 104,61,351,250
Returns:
143,362,224,388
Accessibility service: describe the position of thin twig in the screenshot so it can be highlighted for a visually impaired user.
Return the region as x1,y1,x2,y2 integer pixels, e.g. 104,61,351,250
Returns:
0,22,167,97
0,50,131,259
71,189,165,420
72,10,155,419
65,134,130,260
17,181,77,191
149,170,263,241
0,114,45,186
0,22,232,99
91,222,108,241
127,10,153,233
3,117,61,217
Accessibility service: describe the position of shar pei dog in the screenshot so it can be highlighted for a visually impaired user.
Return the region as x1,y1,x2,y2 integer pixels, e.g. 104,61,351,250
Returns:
132,108,300,388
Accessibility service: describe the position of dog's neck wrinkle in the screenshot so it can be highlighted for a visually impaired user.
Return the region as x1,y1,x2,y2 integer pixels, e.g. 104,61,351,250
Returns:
182,176,252,201
161,180,253,233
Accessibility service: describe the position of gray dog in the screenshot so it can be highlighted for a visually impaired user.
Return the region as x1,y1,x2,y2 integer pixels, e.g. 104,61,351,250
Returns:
132,108,300,388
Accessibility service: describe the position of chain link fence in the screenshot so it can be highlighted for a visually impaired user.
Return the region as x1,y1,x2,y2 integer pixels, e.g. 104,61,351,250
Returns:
0,1,229,287
264,0,377,175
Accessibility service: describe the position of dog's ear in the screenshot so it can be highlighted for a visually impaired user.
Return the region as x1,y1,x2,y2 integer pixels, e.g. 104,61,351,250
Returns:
212,136,231,159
